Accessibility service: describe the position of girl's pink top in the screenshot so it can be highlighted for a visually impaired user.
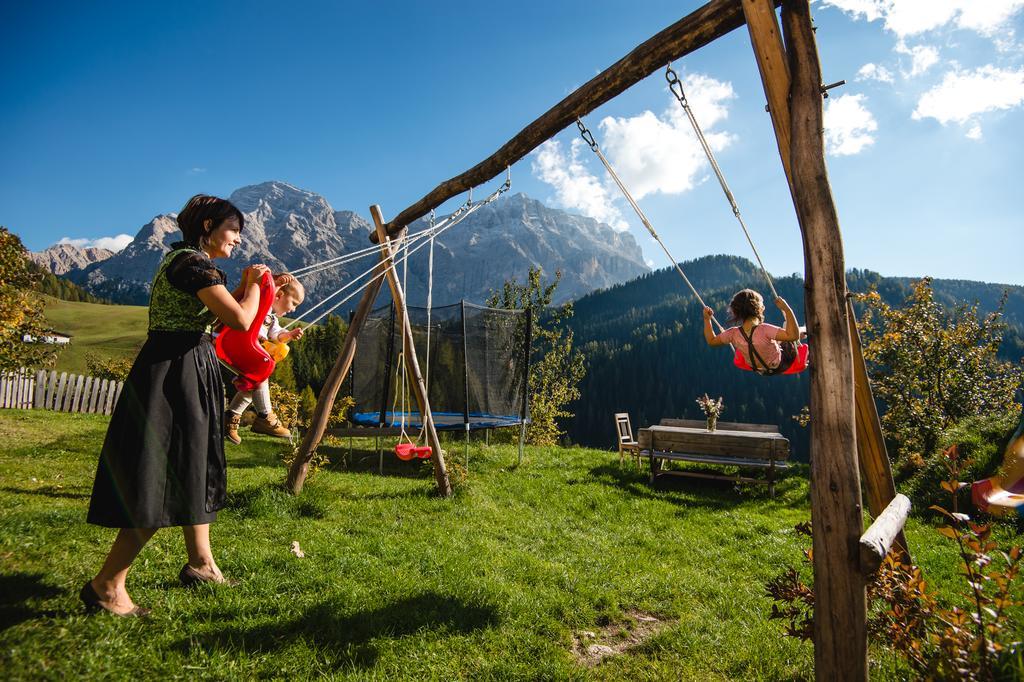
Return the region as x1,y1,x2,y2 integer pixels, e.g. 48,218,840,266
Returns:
719,323,784,369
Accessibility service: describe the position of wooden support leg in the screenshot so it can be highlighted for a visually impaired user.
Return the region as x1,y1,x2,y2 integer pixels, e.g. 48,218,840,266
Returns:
370,205,452,498
783,2,867,679
769,458,776,499
848,297,910,562
285,254,389,494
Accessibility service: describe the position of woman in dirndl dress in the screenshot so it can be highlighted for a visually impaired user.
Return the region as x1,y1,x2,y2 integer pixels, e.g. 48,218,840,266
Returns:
81,194,269,616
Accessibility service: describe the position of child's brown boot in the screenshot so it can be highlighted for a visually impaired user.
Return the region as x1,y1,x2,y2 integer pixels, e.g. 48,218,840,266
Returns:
225,412,242,445
252,412,291,438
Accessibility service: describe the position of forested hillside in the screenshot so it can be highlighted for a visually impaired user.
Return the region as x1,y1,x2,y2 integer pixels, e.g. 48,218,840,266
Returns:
564,256,1024,456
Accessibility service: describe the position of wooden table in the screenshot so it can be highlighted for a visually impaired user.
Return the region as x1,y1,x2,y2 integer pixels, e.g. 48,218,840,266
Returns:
637,419,790,497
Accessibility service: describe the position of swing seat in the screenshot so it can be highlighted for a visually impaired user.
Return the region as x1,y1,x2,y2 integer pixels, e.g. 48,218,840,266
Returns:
733,343,810,376
215,272,277,391
261,339,290,362
395,442,418,461
394,443,433,460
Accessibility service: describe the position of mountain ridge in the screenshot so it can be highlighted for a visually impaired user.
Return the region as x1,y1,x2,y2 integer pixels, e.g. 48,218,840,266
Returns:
33,181,650,308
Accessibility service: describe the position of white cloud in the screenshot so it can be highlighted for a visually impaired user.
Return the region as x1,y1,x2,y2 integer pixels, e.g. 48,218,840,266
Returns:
532,73,737,230
598,74,736,200
824,93,879,155
532,139,628,231
58,234,133,252
857,63,895,83
956,0,1024,37
188,167,207,175
820,0,1024,39
895,40,940,76
912,65,1024,135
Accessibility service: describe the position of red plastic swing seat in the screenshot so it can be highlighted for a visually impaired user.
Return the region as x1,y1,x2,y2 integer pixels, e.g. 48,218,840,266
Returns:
215,272,277,391
394,443,433,460
733,343,810,376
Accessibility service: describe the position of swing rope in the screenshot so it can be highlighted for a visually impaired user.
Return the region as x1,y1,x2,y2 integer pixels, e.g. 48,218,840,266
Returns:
396,237,412,445
575,118,727,334
424,209,435,392
665,64,779,300
286,170,511,331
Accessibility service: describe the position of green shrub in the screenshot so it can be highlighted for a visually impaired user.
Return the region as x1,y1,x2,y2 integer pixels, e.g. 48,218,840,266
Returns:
85,352,133,382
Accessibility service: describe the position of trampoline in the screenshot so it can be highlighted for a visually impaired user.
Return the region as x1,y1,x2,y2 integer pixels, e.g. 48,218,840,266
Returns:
351,411,525,431
345,301,532,467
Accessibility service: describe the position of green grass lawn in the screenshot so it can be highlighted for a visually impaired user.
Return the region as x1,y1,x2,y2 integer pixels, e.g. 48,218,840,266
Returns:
40,297,148,374
0,410,1020,680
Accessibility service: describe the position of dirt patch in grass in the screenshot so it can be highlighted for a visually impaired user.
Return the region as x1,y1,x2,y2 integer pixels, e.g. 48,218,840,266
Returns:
572,610,675,668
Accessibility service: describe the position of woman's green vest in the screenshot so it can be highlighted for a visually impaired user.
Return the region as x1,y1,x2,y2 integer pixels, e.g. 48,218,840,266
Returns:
148,246,219,333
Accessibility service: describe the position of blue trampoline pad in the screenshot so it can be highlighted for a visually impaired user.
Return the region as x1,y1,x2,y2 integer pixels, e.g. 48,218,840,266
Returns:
351,411,524,430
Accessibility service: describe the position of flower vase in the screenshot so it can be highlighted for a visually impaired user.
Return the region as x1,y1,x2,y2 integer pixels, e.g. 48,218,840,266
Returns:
706,416,717,432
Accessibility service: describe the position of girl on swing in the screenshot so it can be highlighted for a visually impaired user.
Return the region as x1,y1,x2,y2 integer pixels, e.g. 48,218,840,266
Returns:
703,289,802,375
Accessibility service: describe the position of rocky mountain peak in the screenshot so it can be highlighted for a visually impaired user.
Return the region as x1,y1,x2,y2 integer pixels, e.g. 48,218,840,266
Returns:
48,182,650,308
28,242,114,275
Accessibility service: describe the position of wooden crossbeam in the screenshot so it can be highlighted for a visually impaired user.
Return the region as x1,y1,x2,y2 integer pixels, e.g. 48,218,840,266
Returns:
375,0,776,240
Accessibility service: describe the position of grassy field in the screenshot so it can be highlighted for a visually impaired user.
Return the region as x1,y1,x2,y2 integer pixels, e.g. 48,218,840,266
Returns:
40,297,148,374
0,410,1020,680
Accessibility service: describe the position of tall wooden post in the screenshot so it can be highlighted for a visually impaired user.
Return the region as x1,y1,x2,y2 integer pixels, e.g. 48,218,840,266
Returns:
745,0,902,534
782,1,867,679
370,205,452,498
285,250,391,493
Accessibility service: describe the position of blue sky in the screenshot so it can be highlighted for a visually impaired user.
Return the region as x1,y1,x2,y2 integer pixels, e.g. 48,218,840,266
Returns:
2,1,1022,285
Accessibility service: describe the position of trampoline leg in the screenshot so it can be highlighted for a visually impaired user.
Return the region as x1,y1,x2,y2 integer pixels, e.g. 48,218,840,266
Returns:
464,425,470,475
376,436,382,475
485,429,490,446
518,422,526,465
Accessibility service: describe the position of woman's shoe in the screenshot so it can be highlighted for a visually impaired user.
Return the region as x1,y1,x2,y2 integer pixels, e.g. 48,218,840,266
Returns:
79,581,151,618
179,564,236,588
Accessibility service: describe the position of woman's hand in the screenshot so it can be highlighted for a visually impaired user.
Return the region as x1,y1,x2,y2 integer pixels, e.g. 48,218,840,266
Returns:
774,296,788,309
242,264,270,286
703,306,714,321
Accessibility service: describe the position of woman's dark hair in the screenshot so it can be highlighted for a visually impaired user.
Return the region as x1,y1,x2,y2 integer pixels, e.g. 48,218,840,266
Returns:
729,289,765,324
176,194,245,246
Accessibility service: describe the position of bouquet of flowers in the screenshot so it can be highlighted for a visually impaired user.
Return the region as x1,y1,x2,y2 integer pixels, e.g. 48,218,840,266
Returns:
695,393,724,419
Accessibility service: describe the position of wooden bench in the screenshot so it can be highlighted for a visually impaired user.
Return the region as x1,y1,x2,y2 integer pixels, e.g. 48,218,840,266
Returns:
637,419,790,497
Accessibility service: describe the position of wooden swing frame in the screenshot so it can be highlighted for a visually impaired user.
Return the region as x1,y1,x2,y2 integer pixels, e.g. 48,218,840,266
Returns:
284,2,907,677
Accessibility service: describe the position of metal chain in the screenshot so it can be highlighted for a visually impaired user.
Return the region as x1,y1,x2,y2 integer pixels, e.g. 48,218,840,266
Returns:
665,63,779,300
576,116,727,335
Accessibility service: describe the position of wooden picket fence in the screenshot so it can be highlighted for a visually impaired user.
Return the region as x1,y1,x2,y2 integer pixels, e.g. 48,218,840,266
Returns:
0,368,124,416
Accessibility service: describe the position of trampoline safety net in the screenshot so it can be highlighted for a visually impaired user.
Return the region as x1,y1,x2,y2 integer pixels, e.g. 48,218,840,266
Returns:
349,301,531,431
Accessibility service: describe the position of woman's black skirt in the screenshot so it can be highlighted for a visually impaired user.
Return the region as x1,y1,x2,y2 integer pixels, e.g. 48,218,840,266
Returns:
87,331,226,528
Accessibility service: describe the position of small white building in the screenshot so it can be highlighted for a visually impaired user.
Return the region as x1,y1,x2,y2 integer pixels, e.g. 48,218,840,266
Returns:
22,330,72,345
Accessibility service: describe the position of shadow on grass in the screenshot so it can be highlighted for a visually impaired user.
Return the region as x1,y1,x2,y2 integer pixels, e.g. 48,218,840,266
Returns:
0,485,90,500
0,572,62,631
588,462,807,510
178,592,498,670
330,448,437,481
223,484,329,520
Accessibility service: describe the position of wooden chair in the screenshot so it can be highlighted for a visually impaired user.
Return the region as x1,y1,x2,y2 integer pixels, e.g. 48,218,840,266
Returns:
614,413,642,468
